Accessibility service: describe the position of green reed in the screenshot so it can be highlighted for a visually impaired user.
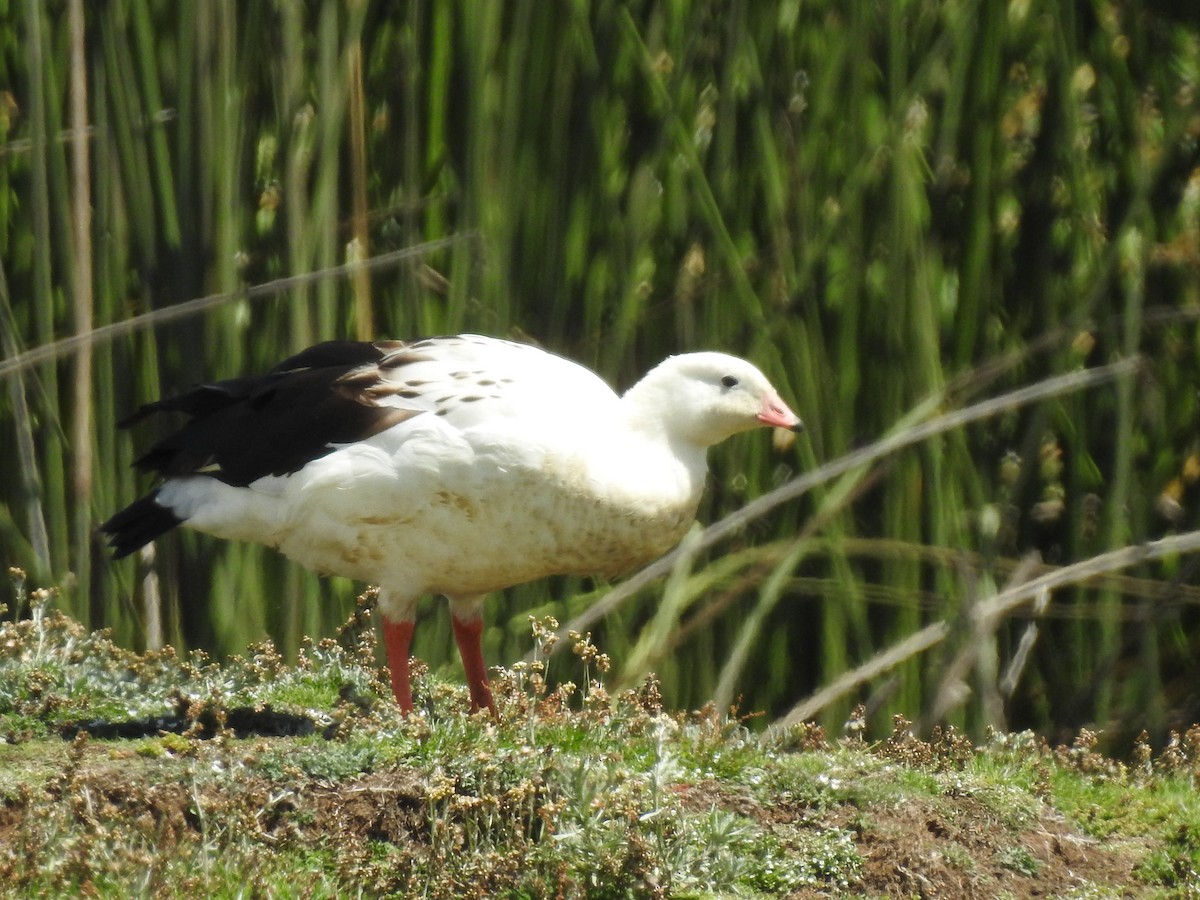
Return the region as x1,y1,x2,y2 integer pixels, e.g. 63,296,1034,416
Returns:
1,0,1198,750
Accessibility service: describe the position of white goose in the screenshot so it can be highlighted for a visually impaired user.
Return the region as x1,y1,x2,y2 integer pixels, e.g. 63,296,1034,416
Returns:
103,334,802,715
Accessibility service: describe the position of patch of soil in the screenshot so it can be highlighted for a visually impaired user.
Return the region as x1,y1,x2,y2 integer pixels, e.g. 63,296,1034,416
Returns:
839,797,1144,899
677,776,1148,898
89,755,428,850
309,768,428,845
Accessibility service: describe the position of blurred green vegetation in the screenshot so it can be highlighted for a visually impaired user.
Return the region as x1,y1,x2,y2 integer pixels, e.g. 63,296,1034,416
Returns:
1,0,1199,750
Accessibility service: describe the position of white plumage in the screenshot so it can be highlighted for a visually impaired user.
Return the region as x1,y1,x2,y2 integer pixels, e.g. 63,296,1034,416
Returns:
104,334,802,715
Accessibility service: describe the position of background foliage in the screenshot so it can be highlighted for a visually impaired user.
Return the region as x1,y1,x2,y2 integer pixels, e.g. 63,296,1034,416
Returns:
1,0,1199,751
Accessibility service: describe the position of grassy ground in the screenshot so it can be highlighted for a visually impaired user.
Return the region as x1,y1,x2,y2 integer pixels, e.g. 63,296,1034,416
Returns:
2,585,1198,898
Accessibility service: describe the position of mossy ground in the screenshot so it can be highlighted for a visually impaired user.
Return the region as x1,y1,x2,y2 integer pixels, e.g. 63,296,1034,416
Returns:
1,591,1198,898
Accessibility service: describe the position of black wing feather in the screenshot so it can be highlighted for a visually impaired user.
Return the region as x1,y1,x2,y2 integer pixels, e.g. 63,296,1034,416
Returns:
124,340,417,485
102,339,424,557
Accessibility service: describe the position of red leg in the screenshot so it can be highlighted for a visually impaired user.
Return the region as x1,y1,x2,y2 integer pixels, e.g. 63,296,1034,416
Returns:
381,617,415,714
451,613,497,718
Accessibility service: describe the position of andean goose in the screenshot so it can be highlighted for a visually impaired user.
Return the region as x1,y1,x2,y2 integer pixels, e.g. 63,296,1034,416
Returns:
102,334,803,715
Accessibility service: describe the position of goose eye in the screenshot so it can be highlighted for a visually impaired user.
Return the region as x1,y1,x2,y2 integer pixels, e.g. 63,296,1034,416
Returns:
720,375,739,389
